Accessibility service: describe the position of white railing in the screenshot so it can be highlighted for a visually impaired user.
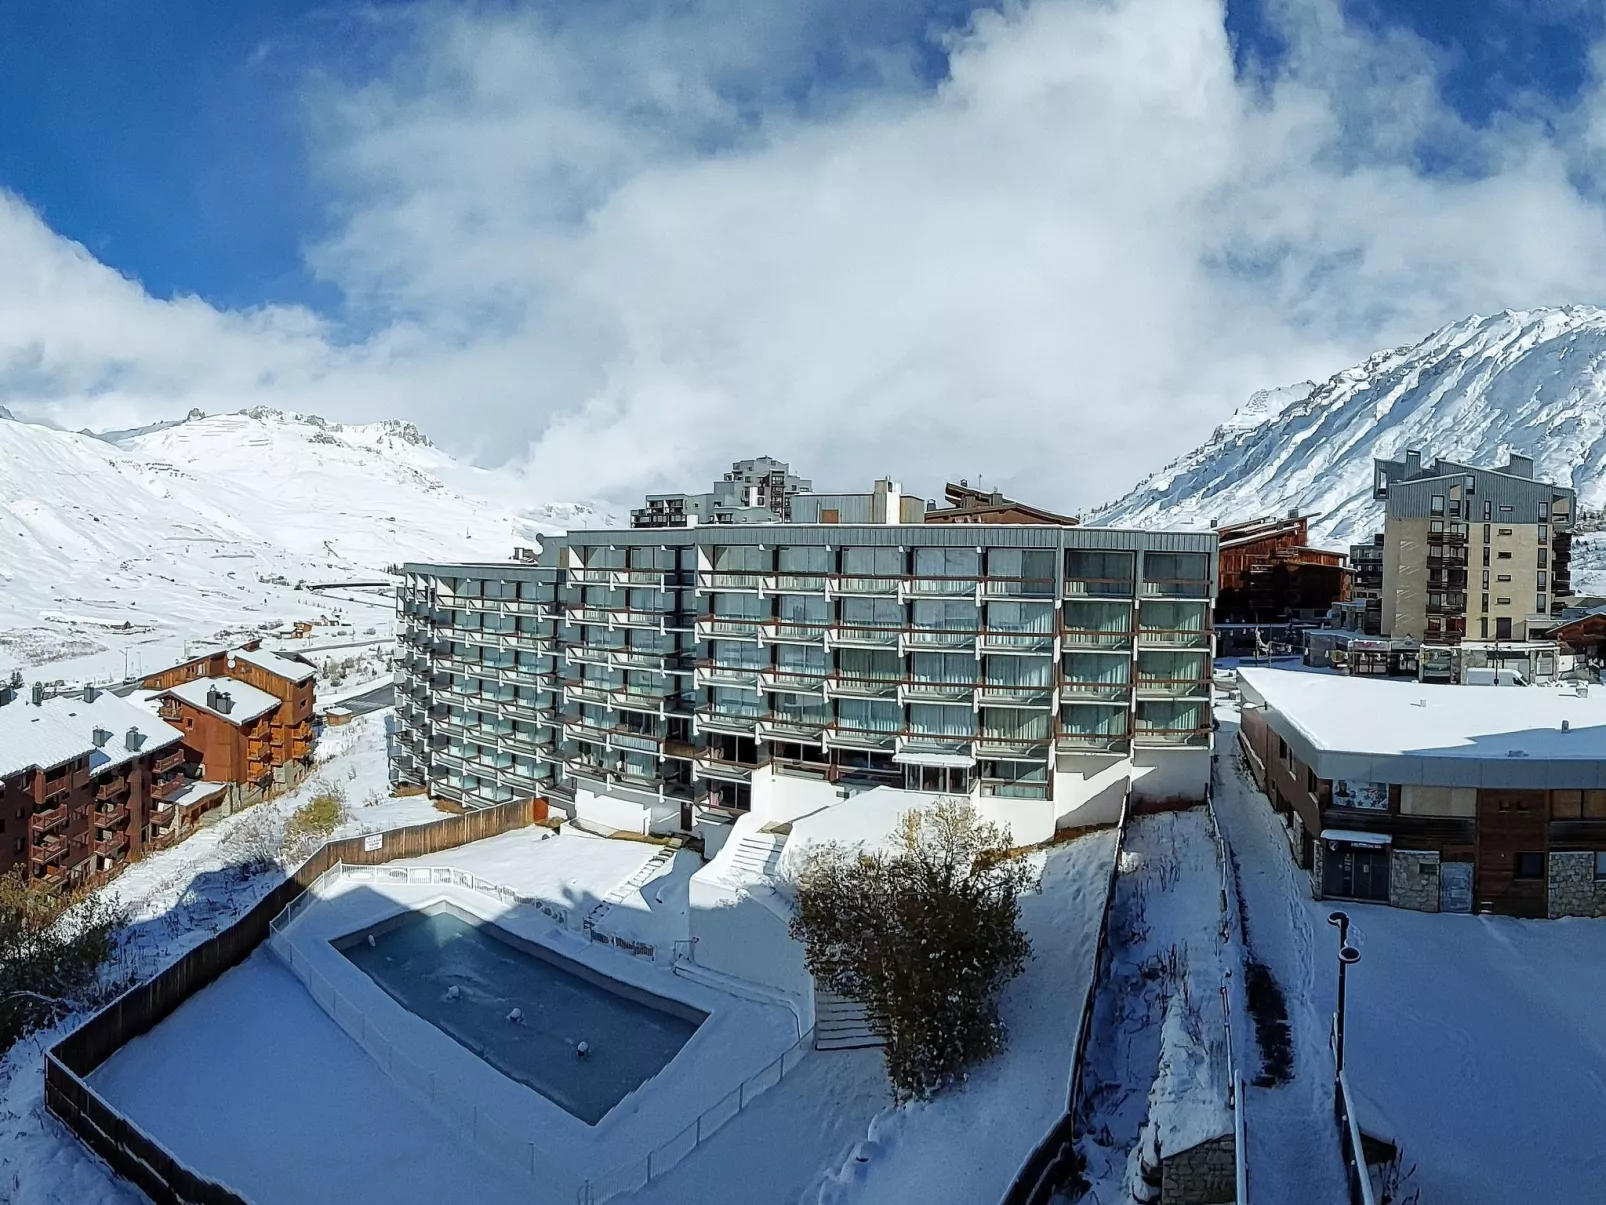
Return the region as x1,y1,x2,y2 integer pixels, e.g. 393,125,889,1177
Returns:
575,1033,813,1205
269,861,809,1200
1204,785,1250,1205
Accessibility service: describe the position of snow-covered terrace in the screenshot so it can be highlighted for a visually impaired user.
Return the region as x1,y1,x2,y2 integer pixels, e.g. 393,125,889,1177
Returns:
1239,666,1606,787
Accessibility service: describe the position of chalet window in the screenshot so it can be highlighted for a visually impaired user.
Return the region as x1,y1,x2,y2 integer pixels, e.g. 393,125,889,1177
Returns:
1277,736,1291,767
1513,853,1546,880
1553,790,1606,820
1595,852,1606,880
1430,495,1445,515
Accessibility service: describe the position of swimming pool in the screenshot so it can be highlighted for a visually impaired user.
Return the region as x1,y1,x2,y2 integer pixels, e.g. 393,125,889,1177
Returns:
337,903,705,1125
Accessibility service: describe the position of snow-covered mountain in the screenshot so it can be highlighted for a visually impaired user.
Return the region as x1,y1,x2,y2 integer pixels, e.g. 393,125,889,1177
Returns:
0,407,613,680
1097,307,1606,551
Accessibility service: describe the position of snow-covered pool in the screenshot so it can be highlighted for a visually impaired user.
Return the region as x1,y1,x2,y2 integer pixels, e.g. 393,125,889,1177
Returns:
337,903,705,1125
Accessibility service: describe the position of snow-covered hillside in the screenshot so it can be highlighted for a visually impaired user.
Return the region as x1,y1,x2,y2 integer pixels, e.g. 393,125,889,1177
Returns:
0,408,613,682
1097,307,1606,549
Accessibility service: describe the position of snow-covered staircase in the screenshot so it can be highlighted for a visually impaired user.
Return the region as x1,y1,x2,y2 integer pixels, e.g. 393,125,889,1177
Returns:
583,846,675,935
726,831,787,879
814,991,885,1051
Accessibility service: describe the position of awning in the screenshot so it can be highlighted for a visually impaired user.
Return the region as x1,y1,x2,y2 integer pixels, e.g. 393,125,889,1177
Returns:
893,747,976,768
1320,829,1392,847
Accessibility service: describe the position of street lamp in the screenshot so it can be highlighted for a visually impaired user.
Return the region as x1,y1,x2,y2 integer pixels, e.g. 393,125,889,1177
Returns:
1328,910,1361,1073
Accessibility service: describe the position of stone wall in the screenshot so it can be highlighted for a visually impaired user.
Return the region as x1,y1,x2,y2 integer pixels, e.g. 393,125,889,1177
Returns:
1161,1134,1236,1204
1389,849,1441,913
1548,851,1606,918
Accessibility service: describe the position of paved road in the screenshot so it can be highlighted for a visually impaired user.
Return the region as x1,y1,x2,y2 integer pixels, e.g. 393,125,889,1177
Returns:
328,683,396,717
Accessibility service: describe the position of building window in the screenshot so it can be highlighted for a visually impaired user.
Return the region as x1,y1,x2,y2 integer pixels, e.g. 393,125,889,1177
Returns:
1539,502,1550,520
1595,852,1606,880
1482,570,1490,588
1483,501,1492,520
1277,736,1291,767
1497,551,1511,560
1497,597,1512,605
1483,523,1491,543
1482,547,1490,566
1539,524,1549,542
1480,617,1489,638
1307,768,1320,796
1466,475,1477,495
1499,505,1513,514
1552,790,1606,819
1537,549,1549,568
1537,595,1550,615
1497,574,1511,583
1513,852,1545,880
1496,617,1512,639
1497,528,1512,537
1539,572,1548,591
1430,519,1444,533
1426,617,1442,634
1431,494,1445,515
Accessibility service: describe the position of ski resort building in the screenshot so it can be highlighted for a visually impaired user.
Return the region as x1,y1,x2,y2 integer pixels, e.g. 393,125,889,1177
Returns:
0,683,222,889
1213,512,1348,624
141,643,317,802
393,516,1217,846
1238,666,1606,918
1366,450,1575,644
630,456,815,528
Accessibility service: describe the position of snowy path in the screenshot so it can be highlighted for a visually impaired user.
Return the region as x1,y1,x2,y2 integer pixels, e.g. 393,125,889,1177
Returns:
1210,715,1349,1205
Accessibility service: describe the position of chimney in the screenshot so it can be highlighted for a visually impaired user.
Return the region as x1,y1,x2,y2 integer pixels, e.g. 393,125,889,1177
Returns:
83,684,97,703
92,726,112,747
1404,450,1422,478
206,685,221,711
217,692,234,715
30,682,44,707
871,477,901,524
124,727,142,752
1505,453,1534,479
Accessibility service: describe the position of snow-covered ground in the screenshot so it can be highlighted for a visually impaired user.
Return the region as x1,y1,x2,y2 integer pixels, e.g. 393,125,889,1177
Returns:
0,407,614,688
817,830,1117,1205
1214,699,1606,1203
1076,809,1234,1199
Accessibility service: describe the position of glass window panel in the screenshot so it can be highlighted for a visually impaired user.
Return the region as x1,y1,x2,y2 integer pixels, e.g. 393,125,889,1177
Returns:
914,547,980,577
1065,549,1135,583
778,545,832,573
911,599,980,629
842,597,905,626
987,601,1054,632
980,707,1050,740
983,656,1053,687
837,648,904,680
909,704,974,737
911,652,977,683
842,547,904,576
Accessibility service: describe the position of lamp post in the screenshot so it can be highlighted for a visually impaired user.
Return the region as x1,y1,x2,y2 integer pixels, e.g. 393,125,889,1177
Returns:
1328,910,1361,1073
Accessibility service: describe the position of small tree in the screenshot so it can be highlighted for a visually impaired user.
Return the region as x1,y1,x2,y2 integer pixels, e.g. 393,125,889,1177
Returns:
790,797,1034,1101
0,872,126,1052
284,783,349,858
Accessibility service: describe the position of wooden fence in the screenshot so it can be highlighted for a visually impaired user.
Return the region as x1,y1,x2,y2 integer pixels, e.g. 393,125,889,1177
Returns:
45,797,546,1205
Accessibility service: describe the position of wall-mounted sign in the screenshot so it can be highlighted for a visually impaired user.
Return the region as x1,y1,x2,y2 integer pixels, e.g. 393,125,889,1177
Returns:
1333,779,1390,811
363,832,383,852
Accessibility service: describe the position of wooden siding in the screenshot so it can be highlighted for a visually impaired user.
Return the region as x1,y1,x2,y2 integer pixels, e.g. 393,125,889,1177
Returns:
1476,790,1550,918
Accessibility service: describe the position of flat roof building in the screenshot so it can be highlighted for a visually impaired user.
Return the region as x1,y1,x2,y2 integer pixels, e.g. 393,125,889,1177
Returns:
1238,666,1606,918
394,520,1219,848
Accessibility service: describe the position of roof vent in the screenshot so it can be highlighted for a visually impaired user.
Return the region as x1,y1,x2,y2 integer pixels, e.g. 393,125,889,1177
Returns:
1562,719,1571,733
216,692,234,715
92,726,112,747
83,684,97,703
30,682,44,707
206,686,221,710
124,727,143,752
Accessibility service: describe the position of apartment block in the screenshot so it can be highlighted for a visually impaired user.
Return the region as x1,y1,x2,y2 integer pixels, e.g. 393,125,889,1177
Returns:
0,683,207,889
1371,450,1575,643
141,643,317,803
630,457,814,528
392,521,1216,846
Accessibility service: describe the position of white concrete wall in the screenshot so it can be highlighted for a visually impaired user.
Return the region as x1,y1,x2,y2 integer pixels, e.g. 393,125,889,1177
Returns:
572,785,666,835
1052,753,1132,830
1130,747,1212,805
687,812,813,1008
748,766,841,826
975,793,1055,845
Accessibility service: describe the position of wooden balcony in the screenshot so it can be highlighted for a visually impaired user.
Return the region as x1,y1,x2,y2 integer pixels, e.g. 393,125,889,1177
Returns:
94,805,131,829
153,748,185,774
94,776,131,802
29,805,68,835
95,833,130,859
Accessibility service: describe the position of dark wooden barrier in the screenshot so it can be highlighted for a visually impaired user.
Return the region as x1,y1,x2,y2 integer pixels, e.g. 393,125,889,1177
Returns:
45,796,545,1205
1002,789,1134,1205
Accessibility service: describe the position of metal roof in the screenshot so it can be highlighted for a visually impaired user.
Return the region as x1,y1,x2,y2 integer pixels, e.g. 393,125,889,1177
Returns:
164,678,281,725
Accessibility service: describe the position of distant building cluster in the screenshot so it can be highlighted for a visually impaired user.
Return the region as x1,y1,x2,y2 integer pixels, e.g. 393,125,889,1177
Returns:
0,641,318,892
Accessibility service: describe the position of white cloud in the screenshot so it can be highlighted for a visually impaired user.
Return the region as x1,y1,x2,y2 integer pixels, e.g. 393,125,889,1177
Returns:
9,0,1606,509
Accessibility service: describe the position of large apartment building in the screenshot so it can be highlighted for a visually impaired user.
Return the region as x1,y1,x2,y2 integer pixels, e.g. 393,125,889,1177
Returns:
392,519,1216,846
631,457,814,528
1370,450,1575,643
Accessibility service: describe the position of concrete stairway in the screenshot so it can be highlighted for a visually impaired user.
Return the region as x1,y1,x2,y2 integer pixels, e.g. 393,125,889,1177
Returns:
584,846,675,935
726,831,787,880
814,991,885,1051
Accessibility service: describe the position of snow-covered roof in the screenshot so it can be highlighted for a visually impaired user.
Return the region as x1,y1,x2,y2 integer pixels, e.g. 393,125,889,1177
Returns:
0,690,184,779
163,677,280,724
226,646,316,684
1239,666,1606,788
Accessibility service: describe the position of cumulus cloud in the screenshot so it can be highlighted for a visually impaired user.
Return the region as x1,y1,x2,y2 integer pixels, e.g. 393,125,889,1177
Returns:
9,0,1606,509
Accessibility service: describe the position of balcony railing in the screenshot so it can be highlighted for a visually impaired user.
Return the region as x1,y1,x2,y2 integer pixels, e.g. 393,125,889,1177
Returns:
977,684,1056,708
760,669,829,695
984,578,1057,598
831,575,901,597
699,571,763,591
1063,577,1136,598
761,620,830,645
95,805,131,828
828,676,901,699
94,777,130,802
696,618,766,641
1137,628,1210,647
902,576,978,598
1141,579,1213,598
1132,725,1212,746
29,806,68,835
1135,677,1212,696
1061,628,1133,648
901,680,976,703
95,833,130,859
1060,680,1131,701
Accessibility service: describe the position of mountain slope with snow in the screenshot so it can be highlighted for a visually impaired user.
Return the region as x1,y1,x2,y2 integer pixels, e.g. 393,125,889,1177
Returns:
0,408,612,680
1097,307,1606,549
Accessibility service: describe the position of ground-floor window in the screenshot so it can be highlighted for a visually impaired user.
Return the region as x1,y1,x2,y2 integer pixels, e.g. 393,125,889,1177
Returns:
1322,841,1390,902
904,764,972,793
1513,852,1546,880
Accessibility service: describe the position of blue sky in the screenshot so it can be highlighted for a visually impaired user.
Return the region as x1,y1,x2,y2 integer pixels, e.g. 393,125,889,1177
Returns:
2,0,1599,314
